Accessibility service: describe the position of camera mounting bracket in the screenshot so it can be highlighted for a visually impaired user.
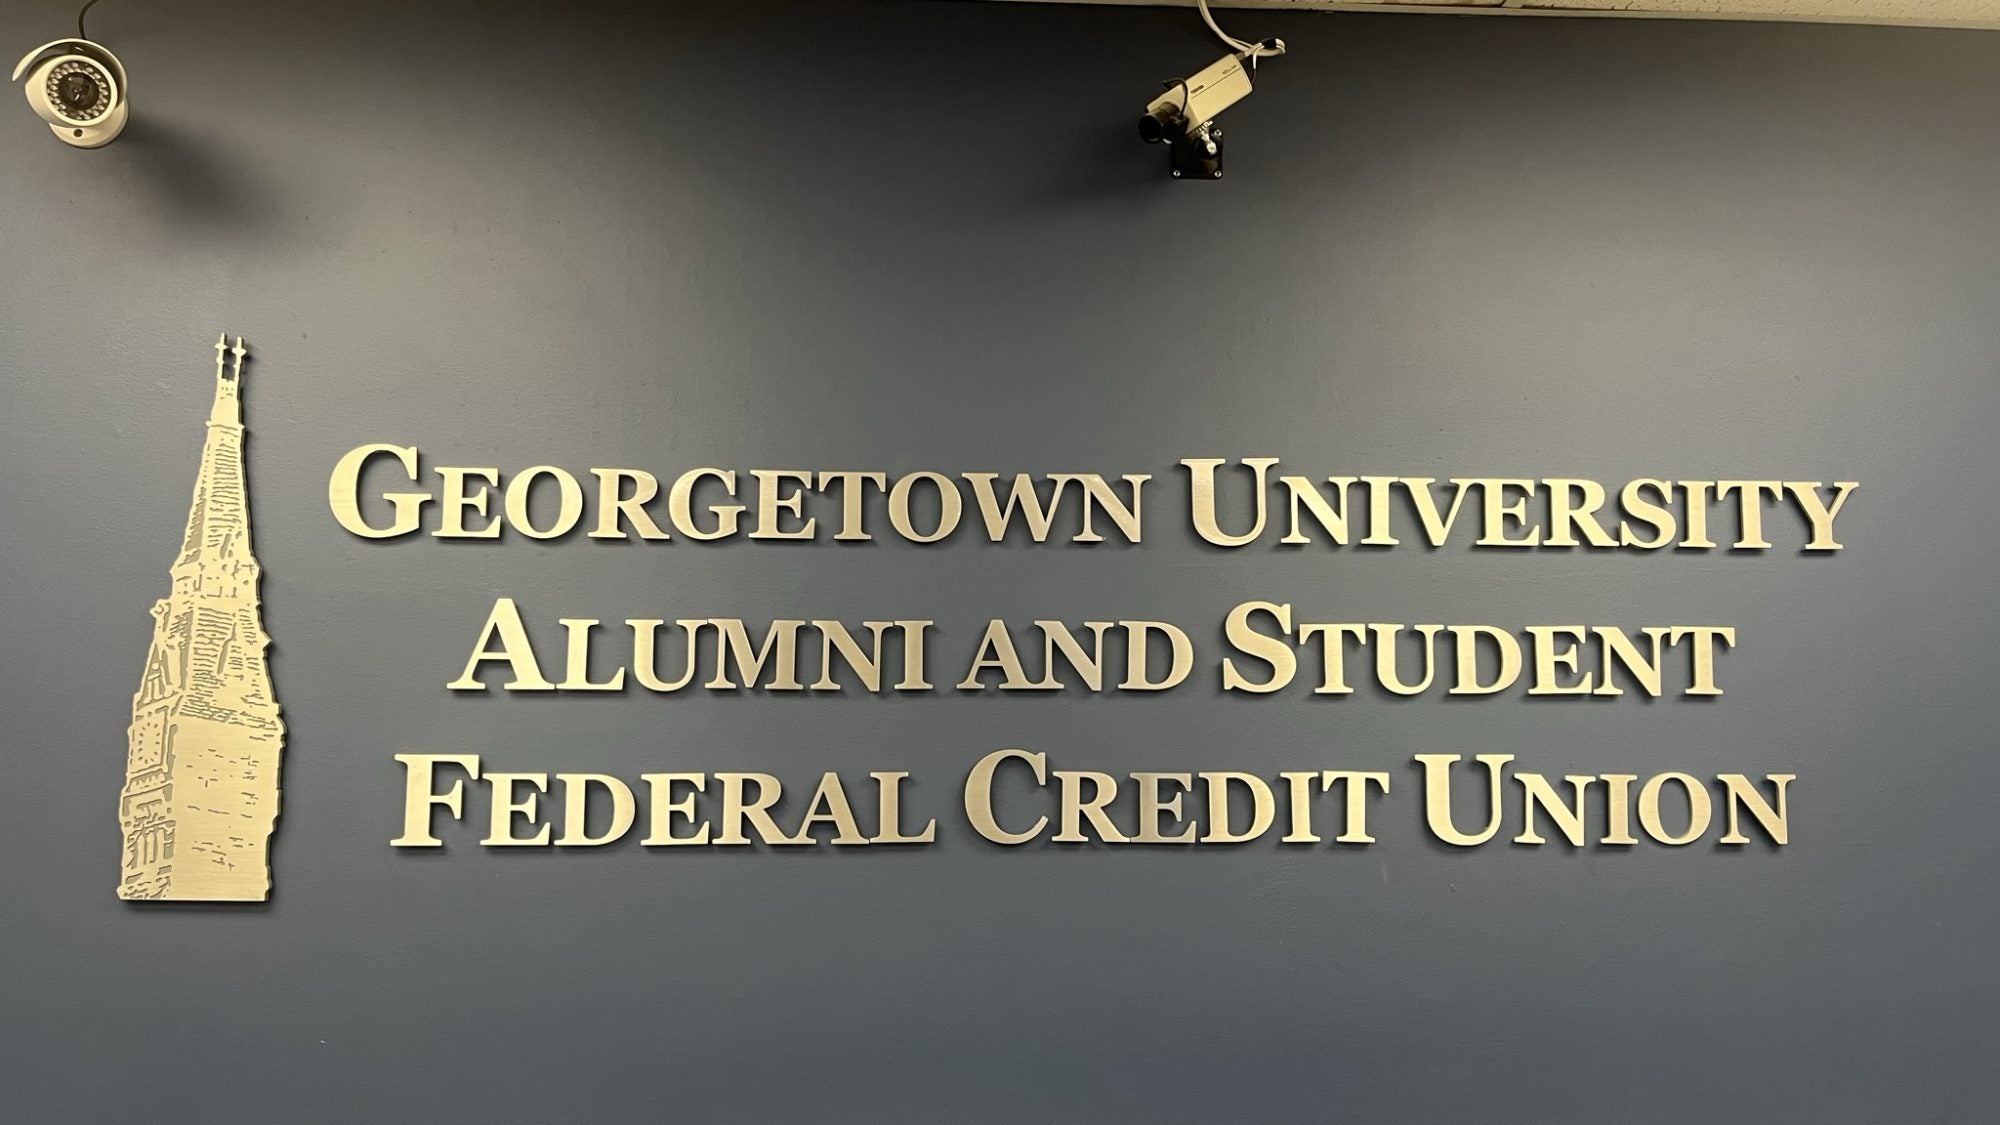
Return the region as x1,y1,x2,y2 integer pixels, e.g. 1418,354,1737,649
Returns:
1166,123,1223,181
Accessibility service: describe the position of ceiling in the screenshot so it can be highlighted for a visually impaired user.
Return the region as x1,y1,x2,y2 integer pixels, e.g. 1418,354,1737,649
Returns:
997,0,2000,29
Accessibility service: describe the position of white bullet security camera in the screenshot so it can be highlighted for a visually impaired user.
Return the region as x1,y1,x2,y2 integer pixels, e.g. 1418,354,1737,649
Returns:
13,38,128,148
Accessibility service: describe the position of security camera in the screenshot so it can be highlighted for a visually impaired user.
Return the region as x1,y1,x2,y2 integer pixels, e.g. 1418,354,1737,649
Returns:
1140,53,1253,146
1138,0,1288,181
1138,52,1257,180
13,38,128,148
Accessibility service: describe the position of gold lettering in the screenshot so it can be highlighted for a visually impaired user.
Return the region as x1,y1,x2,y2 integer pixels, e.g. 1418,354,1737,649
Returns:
1299,622,1367,694
557,618,626,691
482,772,552,846
1514,773,1594,846
871,772,937,843
714,773,804,845
329,443,425,538
1198,772,1274,844
639,773,709,845
1277,475,1357,545
965,473,1070,542
1546,478,1616,548
1360,476,1399,545
1679,480,1717,549
1402,477,1475,547
1184,457,1276,547
811,621,890,692
1222,601,1294,692
555,773,636,845
1417,753,1512,846
750,470,817,540
628,619,704,692
1325,770,1391,844
1592,626,1670,697
391,753,481,847
794,773,871,844
437,466,501,538
1118,621,1193,691
1638,772,1712,844
959,620,1042,691
448,598,555,691
1600,774,1640,845
1448,625,1521,695
1475,479,1541,547
706,619,805,690
504,465,584,539
1034,620,1113,690
893,621,934,691
887,471,962,543
1065,473,1148,543
817,471,886,541
1668,625,1736,696
963,749,1048,845
1372,623,1444,695
589,468,669,539
667,468,744,540
1717,480,1785,549
1131,772,1196,844
1718,773,1794,845
1053,770,1128,842
1784,481,1858,551
1617,479,1675,548
1526,625,1594,695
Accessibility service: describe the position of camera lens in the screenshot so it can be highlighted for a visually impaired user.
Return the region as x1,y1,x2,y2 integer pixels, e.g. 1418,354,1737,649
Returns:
59,72,100,112
46,60,109,121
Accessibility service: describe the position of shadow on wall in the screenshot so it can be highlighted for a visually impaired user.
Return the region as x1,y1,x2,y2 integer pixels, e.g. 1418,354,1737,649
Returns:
102,115,310,246
1033,119,1187,213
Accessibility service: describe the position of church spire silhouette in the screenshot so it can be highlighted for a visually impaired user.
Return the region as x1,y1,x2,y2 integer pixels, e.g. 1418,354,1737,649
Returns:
118,336,285,901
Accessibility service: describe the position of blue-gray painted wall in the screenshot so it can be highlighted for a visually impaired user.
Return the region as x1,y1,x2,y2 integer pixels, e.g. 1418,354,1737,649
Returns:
3,1,1997,1120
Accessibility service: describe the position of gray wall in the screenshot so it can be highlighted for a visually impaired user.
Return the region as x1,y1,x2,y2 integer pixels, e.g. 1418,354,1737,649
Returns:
4,0,1998,1121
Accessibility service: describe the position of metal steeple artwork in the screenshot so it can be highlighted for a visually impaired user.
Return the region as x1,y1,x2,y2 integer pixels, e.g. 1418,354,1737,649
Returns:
117,335,285,901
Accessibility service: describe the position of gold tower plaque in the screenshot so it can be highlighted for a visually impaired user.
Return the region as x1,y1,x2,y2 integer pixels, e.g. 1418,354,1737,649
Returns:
117,335,285,901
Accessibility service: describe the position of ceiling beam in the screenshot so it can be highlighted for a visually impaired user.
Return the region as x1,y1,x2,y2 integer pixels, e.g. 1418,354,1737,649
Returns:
992,0,2000,31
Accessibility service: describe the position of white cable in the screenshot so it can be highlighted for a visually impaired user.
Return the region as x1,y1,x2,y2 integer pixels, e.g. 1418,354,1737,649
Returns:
1196,0,1287,60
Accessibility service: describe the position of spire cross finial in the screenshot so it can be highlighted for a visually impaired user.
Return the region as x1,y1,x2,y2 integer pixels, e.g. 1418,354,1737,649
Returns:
207,333,246,425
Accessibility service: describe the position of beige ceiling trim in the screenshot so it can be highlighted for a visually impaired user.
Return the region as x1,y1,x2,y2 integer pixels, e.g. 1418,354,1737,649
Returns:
995,0,2000,30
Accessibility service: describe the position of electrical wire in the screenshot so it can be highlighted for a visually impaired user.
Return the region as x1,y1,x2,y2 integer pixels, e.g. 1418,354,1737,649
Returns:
1196,0,1287,61
77,0,106,39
